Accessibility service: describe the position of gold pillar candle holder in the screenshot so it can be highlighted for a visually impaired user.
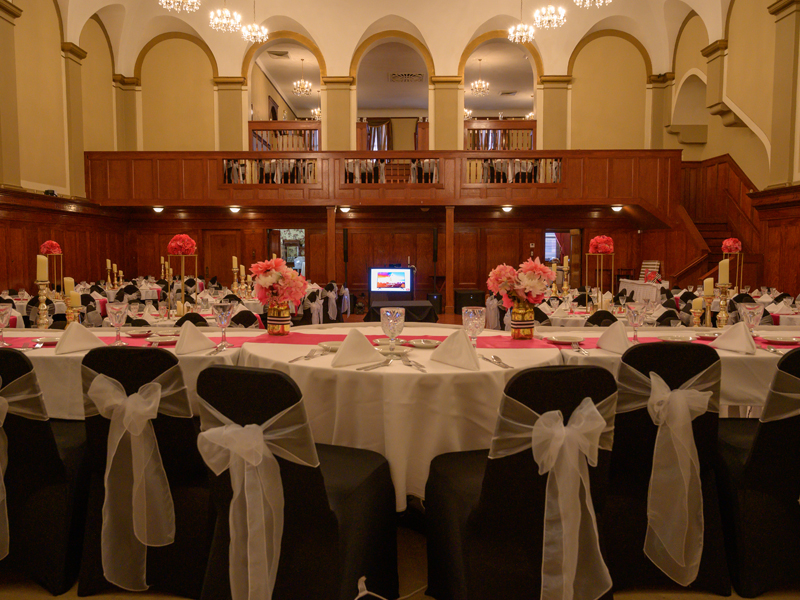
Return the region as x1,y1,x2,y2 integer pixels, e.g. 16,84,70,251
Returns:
47,254,63,299
106,268,112,288
167,255,198,306
231,270,239,296
717,283,731,328
724,252,744,292
704,295,714,328
160,263,165,280
562,267,570,297
64,295,75,324
510,300,536,340
267,301,291,336
691,309,704,328
35,281,49,329
585,253,616,299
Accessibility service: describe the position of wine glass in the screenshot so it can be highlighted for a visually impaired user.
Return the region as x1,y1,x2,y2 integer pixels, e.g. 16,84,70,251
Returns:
462,306,486,348
737,303,764,336
742,285,751,295
687,285,694,293
549,297,560,311
569,301,578,315
158,301,168,320
212,302,234,351
380,307,405,352
107,302,128,346
626,303,645,343
0,304,12,348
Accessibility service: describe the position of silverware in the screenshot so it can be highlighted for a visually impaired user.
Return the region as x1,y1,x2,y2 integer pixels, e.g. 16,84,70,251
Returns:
490,354,514,368
478,354,513,369
766,345,785,356
290,348,319,363
33,343,44,349
571,342,589,356
356,358,394,371
400,354,426,373
16,342,31,352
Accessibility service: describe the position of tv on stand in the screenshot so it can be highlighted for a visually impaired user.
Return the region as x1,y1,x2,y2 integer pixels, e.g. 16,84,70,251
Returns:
369,267,413,302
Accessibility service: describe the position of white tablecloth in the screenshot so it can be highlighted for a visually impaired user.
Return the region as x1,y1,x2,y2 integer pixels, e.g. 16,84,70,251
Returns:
14,299,66,315
619,279,661,303
237,323,563,509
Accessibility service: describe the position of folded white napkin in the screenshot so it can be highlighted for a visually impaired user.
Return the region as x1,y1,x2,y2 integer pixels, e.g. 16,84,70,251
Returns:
539,303,554,315
91,291,104,300
18,290,29,299
330,329,384,368
603,291,613,303
142,303,158,319
551,303,569,317
596,321,631,354
430,329,481,371
710,321,757,355
766,302,791,314
757,294,773,304
54,323,105,355
652,305,667,318
175,322,216,355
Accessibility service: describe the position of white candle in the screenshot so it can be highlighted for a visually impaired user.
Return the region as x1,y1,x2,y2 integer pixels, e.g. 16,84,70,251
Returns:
36,255,48,281
246,275,252,283
176,301,183,317
106,259,111,270
119,270,123,279
551,262,557,274
232,256,238,269
692,297,704,311
69,290,81,307
718,259,729,285
563,255,569,268
272,253,277,260
63,277,74,295
112,263,117,273
160,256,164,264
704,277,714,296
239,265,245,277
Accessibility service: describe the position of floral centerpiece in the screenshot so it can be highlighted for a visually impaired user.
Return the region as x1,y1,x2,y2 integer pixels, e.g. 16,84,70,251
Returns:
644,269,661,284
722,238,741,253
39,240,62,255
251,258,308,335
487,257,555,339
589,235,614,254
167,234,197,255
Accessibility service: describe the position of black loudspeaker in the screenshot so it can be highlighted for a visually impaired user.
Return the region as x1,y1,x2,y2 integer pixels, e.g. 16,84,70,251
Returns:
343,229,349,263
432,228,438,263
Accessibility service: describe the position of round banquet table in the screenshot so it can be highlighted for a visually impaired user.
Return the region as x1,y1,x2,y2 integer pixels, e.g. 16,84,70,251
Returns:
618,279,661,303
237,323,563,510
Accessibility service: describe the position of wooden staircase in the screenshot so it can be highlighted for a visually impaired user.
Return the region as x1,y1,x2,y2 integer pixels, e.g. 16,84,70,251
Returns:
696,223,731,266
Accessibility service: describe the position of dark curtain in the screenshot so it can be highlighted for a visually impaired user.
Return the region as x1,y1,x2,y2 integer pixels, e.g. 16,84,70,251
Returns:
554,232,571,259
367,118,393,151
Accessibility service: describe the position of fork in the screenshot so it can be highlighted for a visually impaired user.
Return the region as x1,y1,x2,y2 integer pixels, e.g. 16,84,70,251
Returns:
356,358,394,371
571,342,589,356
400,354,426,373
766,345,785,356
289,348,319,363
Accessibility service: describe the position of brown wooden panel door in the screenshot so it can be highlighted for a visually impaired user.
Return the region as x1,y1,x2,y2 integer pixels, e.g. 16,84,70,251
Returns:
347,231,373,294
454,229,480,288
485,228,520,274
202,230,241,287
306,230,327,285
135,233,161,278
243,229,267,266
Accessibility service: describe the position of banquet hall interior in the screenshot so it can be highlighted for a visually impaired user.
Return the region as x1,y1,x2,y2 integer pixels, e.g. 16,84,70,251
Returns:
2,0,800,598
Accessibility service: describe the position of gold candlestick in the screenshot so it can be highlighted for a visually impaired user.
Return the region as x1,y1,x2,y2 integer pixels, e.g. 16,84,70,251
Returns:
35,281,49,329
65,295,75,324
106,268,112,288
717,283,731,328
231,269,239,295
691,309,704,328
562,268,570,298
704,295,714,328
161,263,165,280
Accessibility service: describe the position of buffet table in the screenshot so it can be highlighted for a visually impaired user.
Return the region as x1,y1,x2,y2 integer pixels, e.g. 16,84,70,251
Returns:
618,279,661,303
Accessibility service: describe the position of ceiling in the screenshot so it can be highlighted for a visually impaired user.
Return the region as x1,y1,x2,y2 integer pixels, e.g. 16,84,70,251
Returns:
254,41,322,115
463,38,536,116
357,42,428,111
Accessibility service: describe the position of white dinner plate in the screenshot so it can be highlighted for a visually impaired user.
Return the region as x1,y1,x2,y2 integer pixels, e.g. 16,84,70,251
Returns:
32,337,60,346
696,333,721,340
374,338,408,346
760,336,800,345
147,335,179,345
378,346,412,356
126,329,152,338
318,341,342,352
658,335,696,342
407,339,441,349
156,329,181,336
545,335,584,345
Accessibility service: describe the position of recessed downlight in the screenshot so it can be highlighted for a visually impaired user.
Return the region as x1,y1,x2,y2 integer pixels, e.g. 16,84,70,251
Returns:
340,206,351,213
611,206,623,212
502,206,513,213
229,207,241,213
153,207,164,213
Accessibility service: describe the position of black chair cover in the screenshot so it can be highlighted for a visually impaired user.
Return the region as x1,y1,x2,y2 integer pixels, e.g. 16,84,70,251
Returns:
681,291,698,303
196,366,398,600
222,294,241,304
0,298,14,305
49,321,69,330
586,310,618,327
80,293,95,307
532,305,549,325
89,285,104,295
175,312,209,327
426,365,617,600
575,292,590,307
230,311,258,328
26,297,55,318
78,348,211,597
655,310,680,326
0,349,87,595
129,318,151,327
604,343,730,595
6,289,17,297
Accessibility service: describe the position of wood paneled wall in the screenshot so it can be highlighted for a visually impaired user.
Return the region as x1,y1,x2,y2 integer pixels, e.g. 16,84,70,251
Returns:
751,185,800,296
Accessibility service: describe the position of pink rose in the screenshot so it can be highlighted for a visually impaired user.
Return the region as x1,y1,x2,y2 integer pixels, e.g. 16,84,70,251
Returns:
167,234,196,255
589,235,614,254
251,259,307,305
722,238,741,254
39,240,62,255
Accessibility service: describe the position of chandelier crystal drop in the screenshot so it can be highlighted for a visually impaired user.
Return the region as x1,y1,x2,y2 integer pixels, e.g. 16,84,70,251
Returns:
293,59,312,96
470,59,490,97
241,0,268,43
209,1,241,33
159,0,201,12
534,5,567,29
509,0,536,44
574,0,611,7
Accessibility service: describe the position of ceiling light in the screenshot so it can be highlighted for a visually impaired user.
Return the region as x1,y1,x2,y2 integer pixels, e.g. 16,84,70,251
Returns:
159,0,201,12
534,5,567,29
293,58,312,96
153,207,164,213
209,1,241,32
502,206,513,213
311,90,322,120
574,0,611,7
471,59,489,97
464,108,473,120
241,0,268,44
611,206,623,212
339,206,351,213
229,207,241,213
509,0,536,44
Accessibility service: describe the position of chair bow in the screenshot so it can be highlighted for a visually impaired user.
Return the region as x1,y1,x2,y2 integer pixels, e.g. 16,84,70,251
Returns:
197,400,319,600
0,373,48,559
86,374,177,592
326,284,338,321
341,288,350,316
490,395,616,600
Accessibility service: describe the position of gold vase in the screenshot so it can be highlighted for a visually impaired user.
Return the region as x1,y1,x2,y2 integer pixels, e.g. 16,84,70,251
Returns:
510,300,536,340
267,301,291,336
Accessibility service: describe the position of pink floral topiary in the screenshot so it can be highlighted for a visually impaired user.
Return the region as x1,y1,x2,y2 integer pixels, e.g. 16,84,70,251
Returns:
722,238,742,253
589,235,614,254
167,234,197,255
251,258,308,307
487,257,555,309
39,240,62,255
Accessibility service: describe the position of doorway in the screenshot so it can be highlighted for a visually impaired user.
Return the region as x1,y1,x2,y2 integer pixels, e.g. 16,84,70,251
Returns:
278,229,305,276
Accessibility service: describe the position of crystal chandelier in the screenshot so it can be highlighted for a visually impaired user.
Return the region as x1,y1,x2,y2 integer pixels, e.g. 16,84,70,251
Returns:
508,0,535,44
574,0,611,7
241,0,268,43
534,5,567,29
464,108,473,119
209,1,241,33
159,0,201,12
293,59,312,96
312,91,322,120
470,59,489,96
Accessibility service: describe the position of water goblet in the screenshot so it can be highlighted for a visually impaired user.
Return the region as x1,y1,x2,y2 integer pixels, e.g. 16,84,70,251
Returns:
549,297,560,311
687,285,694,293
737,303,764,336
569,301,578,315
107,302,128,346
0,304,12,347
462,306,486,348
626,303,645,343
380,307,406,352
212,302,234,350
742,286,751,295
158,301,168,320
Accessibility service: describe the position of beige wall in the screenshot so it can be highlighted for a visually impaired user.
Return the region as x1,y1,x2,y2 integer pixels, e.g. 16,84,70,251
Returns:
14,0,68,192
674,15,708,82
79,18,114,151
570,36,646,149
251,64,297,121
141,38,215,151
390,118,418,150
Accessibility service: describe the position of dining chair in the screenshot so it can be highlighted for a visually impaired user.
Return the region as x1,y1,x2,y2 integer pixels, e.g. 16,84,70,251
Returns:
716,348,800,597
230,310,259,328
575,292,590,307
586,310,618,327
426,365,617,600
78,348,212,597
681,291,698,303
196,366,399,600
604,342,730,595
0,348,87,595
175,312,208,327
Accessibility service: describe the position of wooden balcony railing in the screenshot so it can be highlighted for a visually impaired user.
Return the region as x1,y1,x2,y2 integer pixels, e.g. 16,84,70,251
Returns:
463,119,536,151
249,121,320,152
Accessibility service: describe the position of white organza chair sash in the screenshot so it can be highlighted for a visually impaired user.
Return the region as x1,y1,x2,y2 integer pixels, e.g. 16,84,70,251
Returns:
485,296,500,330
197,399,319,600
616,360,720,586
353,576,389,600
488,392,617,600
0,372,49,559
760,368,800,423
81,364,191,592
341,288,351,316
325,284,338,321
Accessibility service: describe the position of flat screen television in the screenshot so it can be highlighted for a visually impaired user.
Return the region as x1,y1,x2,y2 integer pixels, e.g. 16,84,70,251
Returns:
369,268,413,293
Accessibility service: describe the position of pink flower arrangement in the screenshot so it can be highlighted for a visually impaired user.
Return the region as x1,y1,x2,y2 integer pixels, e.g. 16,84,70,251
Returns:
722,238,742,253
251,258,308,307
589,235,614,254
487,257,556,309
167,234,197,255
644,269,661,283
39,240,62,255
